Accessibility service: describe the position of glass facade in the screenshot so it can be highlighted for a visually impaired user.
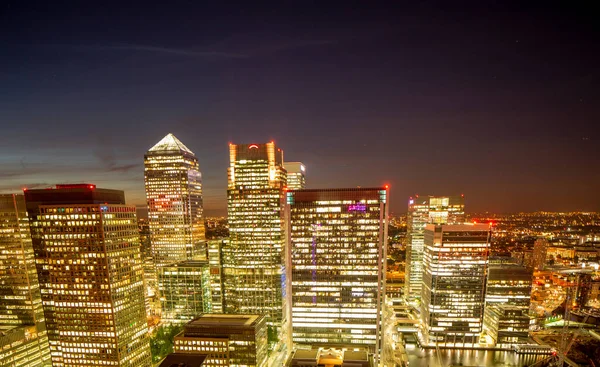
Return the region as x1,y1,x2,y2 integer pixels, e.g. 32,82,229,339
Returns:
0,194,51,366
223,142,290,360
145,133,206,268
173,314,268,367
482,264,532,346
482,305,530,345
420,224,490,347
283,162,306,190
286,188,388,355
485,264,532,309
207,240,225,313
29,199,151,366
138,218,159,316
405,195,465,305
158,260,212,324
0,325,50,367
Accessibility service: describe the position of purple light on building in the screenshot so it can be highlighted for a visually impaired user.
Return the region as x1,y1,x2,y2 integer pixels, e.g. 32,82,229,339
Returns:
348,203,367,212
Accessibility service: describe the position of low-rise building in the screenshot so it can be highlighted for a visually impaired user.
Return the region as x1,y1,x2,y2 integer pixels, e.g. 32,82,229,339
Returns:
174,314,268,367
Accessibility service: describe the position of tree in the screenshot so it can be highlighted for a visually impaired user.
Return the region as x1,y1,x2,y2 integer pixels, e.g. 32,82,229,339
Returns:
150,324,184,363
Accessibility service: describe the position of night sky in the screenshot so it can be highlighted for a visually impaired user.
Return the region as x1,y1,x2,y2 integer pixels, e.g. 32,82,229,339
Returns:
1,2,598,215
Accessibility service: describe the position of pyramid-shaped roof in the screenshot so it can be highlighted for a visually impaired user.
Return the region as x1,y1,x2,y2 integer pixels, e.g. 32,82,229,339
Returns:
148,133,194,154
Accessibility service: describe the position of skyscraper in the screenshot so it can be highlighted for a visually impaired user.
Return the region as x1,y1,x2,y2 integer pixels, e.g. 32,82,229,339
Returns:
144,133,205,268
420,223,490,347
222,142,290,361
0,194,51,367
482,264,533,346
158,260,212,324
24,184,126,364
405,195,465,305
207,239,225,313
532,238,549,271
283,162,306,190
24,184,151,366
286,188,388,357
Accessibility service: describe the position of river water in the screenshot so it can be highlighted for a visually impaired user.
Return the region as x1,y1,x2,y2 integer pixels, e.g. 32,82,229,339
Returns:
405,345,548,367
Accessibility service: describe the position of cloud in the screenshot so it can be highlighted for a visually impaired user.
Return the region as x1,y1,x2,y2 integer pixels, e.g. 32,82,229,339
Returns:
94,147,139,173
0,182,51,192
41,43,249,59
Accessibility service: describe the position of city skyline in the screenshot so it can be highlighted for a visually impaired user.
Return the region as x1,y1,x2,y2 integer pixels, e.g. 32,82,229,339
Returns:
1,3,598,214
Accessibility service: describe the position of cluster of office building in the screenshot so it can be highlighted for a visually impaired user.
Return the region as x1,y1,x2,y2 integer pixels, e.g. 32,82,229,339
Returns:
4,132,569,367
0,133,391,367
403,196,534,348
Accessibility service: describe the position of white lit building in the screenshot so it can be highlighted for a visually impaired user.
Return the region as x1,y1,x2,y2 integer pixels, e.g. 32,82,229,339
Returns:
222,142,290,362
144,133,206,268
405,195,465,305
420,223,490,347
283,162,306,190
286,187,389,357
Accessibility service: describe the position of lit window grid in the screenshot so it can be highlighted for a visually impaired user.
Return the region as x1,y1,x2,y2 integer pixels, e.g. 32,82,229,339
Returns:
0,325,50,367
0,194,51,366
482,305,530,345
405,196,465,304
158,262,212,324
420,226,490,347
35,204,151,366
287,190,388,350
144,151,205,267
223,143,288,339
174,316,268,367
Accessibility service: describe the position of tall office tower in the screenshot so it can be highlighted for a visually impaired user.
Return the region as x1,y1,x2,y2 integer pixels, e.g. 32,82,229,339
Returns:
420,223,490,347
223,142,290,361
207,240,225,313
485,264,533,309
145,133,206,268
0,194,51,367
405,195,464,305
138,217,158,315
286,188,389,357
24,184,126,364
158,260,212,324
283,162,306,190
532,238,549,271
24,184,151,366
173,314,268,367
482,264,533,346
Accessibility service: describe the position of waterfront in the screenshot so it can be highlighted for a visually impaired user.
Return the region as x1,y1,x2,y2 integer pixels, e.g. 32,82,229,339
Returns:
405,345,548,367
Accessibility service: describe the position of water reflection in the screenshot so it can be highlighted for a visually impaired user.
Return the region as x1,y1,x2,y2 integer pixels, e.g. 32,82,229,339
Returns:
405,345,547,367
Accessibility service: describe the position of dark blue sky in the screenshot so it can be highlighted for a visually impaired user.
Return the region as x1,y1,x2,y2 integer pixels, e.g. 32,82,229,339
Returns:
1,1,598,215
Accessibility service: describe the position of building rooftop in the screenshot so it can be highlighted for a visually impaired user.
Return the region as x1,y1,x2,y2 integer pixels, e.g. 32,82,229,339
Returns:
342,351,369,361
292,349,320,360
288,187,386,201
159,353,206,367
187,314,262,327
148,133,194,155
163,260,209,268
425,223,491,231
488,264,532,281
